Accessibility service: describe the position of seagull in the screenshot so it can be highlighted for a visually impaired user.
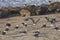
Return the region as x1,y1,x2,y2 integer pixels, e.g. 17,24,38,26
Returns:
50,23,56,28
51,18,57,23
22,22,27,27
6,22,11,27
45,16,56,23
5,26,9,31
2,31,6,35
34,30,40,37
50,23,60,30
54,26,59,30
15,25,19,29
41,23,46,28
45,16,52,22
34,30,40,34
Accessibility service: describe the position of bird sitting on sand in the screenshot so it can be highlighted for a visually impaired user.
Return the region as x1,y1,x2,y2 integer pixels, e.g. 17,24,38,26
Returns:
34,30,40,37
45,16,57,24
6,22,11,27
2,31,6,35
15,25,19,29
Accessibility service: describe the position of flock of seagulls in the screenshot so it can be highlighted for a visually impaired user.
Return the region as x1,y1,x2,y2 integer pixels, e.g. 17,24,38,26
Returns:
0,16,60,38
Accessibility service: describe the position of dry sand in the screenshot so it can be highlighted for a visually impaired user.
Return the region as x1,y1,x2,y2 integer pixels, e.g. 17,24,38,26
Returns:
0,13,60,40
